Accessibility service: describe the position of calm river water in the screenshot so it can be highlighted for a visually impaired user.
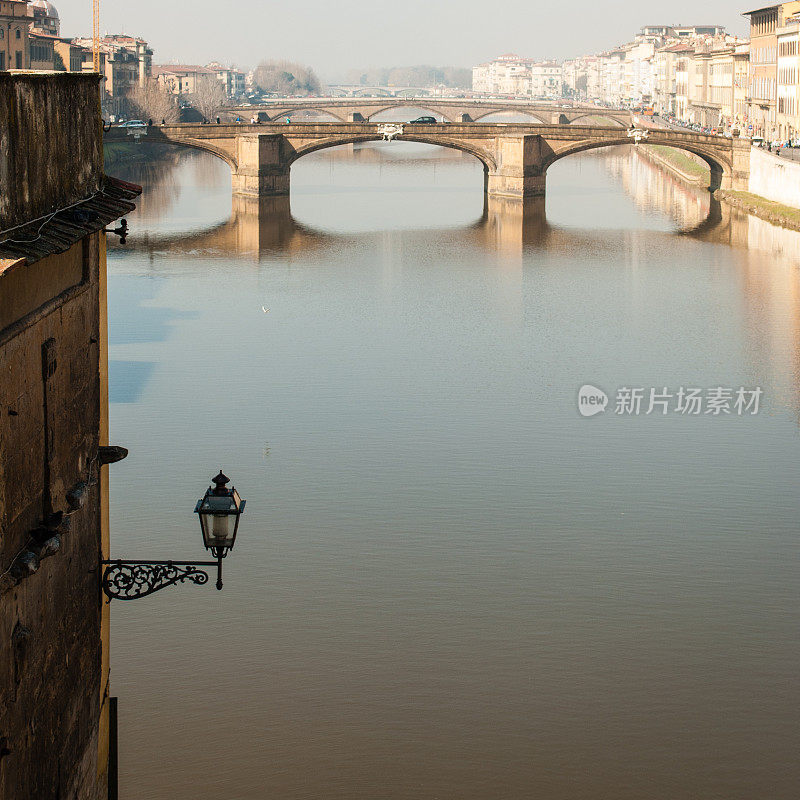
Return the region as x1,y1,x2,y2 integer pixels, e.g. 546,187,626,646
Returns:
107,130,800,799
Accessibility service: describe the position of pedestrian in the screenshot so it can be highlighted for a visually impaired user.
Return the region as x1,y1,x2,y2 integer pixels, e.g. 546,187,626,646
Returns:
216,116,221,124
161,118,165,126
147,118,153,127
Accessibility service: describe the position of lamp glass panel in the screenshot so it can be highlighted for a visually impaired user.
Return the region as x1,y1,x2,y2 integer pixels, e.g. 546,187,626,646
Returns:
199,494,236,548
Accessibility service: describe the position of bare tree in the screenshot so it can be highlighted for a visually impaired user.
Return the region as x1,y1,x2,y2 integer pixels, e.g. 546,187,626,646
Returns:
252,61,323,95
129,78,179,123
188,76,227,121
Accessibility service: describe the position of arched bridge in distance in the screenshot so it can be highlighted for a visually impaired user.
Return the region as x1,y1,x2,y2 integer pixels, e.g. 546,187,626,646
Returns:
106,122,752,201
226,98,634,126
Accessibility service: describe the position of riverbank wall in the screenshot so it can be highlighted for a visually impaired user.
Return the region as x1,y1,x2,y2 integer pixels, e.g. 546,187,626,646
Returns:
747,147,800,208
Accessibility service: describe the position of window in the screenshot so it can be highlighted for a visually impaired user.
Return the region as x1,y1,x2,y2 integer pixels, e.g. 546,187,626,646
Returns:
15,28,20,39
15,51,22,68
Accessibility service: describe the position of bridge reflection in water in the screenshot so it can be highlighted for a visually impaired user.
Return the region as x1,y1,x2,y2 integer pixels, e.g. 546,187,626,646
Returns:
124,178,756,262
112,141,800,267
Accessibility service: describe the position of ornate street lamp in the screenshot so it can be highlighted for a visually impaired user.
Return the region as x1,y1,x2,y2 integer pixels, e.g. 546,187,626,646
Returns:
195,471,245,557
101,471,246,601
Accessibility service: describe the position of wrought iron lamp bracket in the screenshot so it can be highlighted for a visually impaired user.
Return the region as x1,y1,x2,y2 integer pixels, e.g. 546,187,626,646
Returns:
100,558,224,601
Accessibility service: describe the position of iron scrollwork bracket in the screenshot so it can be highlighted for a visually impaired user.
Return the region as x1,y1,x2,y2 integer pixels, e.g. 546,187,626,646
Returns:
101,559,221,601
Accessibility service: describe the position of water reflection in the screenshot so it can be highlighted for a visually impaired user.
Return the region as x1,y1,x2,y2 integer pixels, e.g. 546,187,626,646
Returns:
107,140,800,800
109,143,800,413
112,145,733,258
112,141,800,259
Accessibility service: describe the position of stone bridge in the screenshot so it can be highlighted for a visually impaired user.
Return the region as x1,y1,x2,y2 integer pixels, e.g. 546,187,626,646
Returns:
106,122,751,200
227,98,633,126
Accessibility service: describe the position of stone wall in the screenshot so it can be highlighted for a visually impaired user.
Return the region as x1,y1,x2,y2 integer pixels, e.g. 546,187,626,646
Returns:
748,147,800,209
0,74,111,800
0,73,103,229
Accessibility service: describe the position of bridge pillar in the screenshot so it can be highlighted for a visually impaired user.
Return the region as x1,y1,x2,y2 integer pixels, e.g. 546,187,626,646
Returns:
486,135,548,199
232,134,290,197
349,112,366,122
461,113,474,123
728,139,752,191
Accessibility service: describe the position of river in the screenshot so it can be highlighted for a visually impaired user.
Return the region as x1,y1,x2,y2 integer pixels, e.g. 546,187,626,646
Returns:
106,131,800,800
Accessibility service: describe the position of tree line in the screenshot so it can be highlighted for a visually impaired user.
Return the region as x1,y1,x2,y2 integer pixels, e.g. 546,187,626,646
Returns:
343,66,471,88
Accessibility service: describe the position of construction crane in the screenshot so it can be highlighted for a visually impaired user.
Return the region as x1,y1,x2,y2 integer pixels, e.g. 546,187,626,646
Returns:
92,0,100,73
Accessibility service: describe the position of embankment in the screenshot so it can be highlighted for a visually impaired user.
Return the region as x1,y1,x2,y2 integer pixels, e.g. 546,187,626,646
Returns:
642,142,800,231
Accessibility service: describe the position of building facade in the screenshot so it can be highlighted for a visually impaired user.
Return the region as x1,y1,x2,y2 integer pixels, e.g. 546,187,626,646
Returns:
0,0,31,70
207,61,246,98
734,43,752,128
745,2,800,138
473,54,534,97
0,71,138,800
73,33,152,109
154,63,217,95
28,0,57,35
28,29,53,68
777,14,800,138
530,61,563,98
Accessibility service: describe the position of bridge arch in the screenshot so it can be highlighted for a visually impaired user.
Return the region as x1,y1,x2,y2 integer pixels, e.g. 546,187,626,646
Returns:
564,113,628,128
543,137,730,191
134,137,239,171
353,87,394,97
285,134,497,173
364,104,457,123
263,107,349,123
471,109,550,124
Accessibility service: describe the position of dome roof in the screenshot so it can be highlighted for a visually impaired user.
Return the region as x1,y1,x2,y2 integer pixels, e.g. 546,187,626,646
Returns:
29,0,59,19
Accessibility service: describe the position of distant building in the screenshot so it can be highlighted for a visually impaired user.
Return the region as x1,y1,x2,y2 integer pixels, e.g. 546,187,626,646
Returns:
72,33,152,116
206,61,246,98
652,43,695,114
154,63,217,95
777,13,800,139
52,36,96,73
101,34,152,86
671,25,727,38
28,29,54,68
473,54,564,98
744,2,800,138
733,42,751,127
531,62,563,99
689,39,739,129
0,0,32,70
28,0,58,35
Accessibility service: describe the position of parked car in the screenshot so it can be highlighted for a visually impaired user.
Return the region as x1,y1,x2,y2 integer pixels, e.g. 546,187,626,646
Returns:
120,120,147,128
409,116,437,124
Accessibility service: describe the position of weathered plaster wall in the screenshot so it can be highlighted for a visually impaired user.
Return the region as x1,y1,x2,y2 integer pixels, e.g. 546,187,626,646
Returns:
0,73,102,229
0,74,109,800
749,147,800,209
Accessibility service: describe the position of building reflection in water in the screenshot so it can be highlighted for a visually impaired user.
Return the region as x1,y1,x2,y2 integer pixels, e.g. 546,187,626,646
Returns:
601,146,800,412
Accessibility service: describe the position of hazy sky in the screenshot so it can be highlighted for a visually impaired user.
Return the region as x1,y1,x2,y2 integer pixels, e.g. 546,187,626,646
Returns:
56,0,750,79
